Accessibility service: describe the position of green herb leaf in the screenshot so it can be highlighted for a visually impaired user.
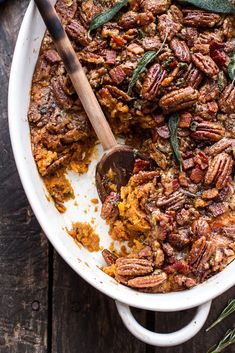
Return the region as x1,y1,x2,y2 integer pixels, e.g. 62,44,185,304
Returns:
228,49,235,81
127,51,157,95
127,32,168,95
206,329,235,353
89,0,128,34
168,113,182,170
206,299,235,332
178,0,235,13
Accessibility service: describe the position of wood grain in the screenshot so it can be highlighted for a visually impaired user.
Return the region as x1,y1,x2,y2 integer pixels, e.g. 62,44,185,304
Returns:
0,2,48,353
51,252,147,353
0,1,235,353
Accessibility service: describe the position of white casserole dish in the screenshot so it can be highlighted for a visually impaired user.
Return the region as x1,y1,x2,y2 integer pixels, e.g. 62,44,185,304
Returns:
8,1,235,347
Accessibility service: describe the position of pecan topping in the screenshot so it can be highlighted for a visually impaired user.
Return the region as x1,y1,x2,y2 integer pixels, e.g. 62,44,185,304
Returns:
116,257,153,276
219,84,235,114
158,14,182,41
192,53,219,78
44,49,61,64
118,11,154,29
66,20,89,46
141,64,166,100
142,0,171,15
156,191,186,211
109,66,126,85
184,27,198,47
102,249,117,266
101,192,120,221
191,219,211,239
183,10,221,28
127,270,167,288
51,77,73,109
206,138,234,156
188,236,215,270
201,188,219,200
159,87,199,114
191,121,225,141
199,81,220,103
184,64,203,88
204,153,233,190
208,202,228,217
170,38,191,63
195,101,218,120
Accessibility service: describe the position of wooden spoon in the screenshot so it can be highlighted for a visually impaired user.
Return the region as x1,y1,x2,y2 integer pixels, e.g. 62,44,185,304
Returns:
35,0,155,202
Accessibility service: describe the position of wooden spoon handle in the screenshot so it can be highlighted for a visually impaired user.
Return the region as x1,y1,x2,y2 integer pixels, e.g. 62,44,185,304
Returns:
34,0,117,151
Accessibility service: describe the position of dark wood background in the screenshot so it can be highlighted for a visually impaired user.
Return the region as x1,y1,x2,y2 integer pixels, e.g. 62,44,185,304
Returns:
0,1,235,352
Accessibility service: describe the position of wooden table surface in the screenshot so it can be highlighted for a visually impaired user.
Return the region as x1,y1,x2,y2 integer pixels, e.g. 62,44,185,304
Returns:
0,1,235,352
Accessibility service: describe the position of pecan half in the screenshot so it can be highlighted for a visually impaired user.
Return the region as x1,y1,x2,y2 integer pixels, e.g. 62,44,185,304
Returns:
188,236,215,270
101,192,120,221
51,77,73,109
199,81,220,103
156,191,186,211
206,138,234,156
116,257,153,276
66,20,89,46
204,153,233,190
183,10,221,28
169,5,184,24
44,49,61,64
184,64,204,88
208,202,228,217
118,11,154,29
158,14,182,41
127,270,167,288
191,219,211,239
159,87,198,114
141,64,166,100
142,36,162,51
192,53,219,78
219,84,235,114
142,0,171,15
109,66,126,85
170,38,191,63
195,101,218,120
191,121,225,142
102,249,117,266
184,27,198,47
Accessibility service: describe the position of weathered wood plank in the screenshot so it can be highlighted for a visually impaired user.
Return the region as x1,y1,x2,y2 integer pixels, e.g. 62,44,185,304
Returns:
51,251,147,353
153,286,235,353
0,2,49,352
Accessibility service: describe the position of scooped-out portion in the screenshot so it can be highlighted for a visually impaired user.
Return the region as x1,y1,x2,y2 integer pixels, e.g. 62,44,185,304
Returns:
28,0,235,292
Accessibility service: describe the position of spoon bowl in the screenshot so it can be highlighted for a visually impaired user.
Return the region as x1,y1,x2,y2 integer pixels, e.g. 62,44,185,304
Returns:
96,144,156,202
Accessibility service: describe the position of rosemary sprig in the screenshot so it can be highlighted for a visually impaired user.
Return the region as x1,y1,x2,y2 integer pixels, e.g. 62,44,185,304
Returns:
206,329,235,353
89,0,128,35
168,113,182,170
206,299,235,332
178,0,235,13
127,32,168,95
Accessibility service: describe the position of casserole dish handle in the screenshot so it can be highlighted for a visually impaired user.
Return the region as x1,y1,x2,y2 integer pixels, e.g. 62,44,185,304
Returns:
115,300,211,347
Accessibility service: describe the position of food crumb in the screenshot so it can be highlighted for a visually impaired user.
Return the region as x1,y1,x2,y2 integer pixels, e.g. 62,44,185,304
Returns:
91,198,99,204
67,222,101,252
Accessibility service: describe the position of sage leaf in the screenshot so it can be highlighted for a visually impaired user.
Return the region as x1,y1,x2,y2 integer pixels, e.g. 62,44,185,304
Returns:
178,0,235,13
127,32,168,95
89,0,128,34
127,51,157,95
228,49,235,81
168,113,182,170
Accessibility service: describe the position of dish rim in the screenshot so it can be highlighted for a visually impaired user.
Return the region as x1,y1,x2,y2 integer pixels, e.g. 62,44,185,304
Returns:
8,0,235,312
